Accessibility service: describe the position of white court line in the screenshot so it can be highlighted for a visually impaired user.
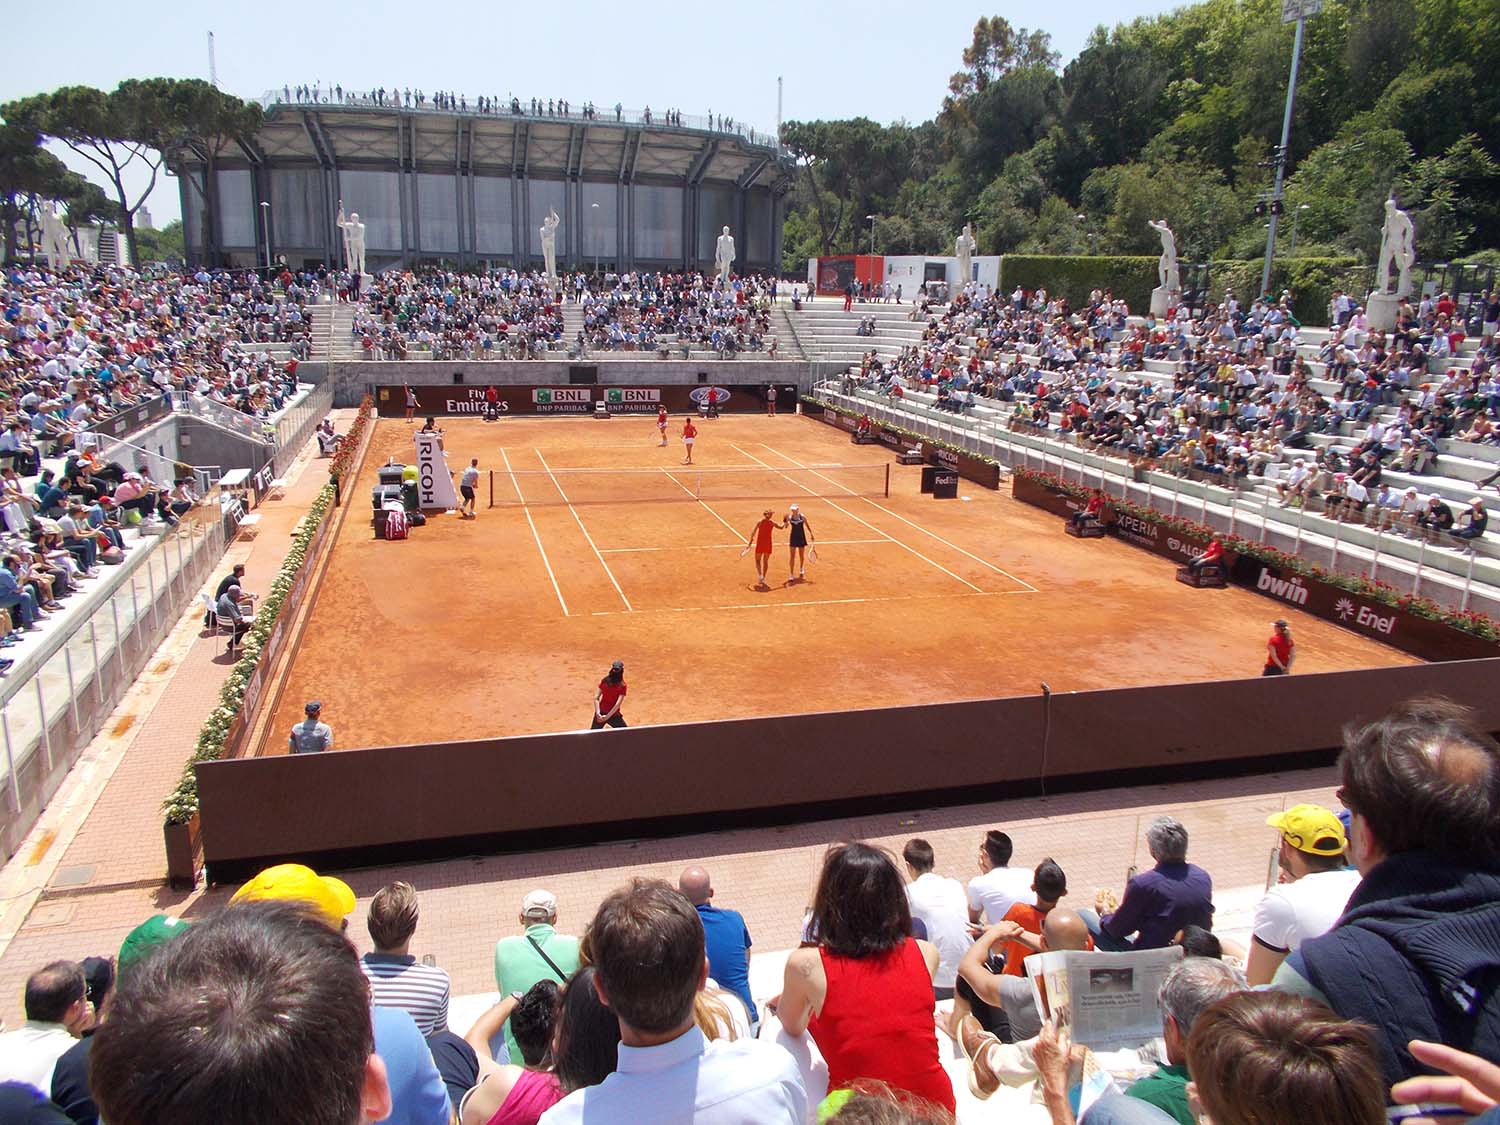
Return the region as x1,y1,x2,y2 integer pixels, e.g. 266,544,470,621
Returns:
600,538,887,554
535,449,632,612
589,590,1007,616
657,469,744,538
499,448,569,616
757,443,1040,594
729,444,984,593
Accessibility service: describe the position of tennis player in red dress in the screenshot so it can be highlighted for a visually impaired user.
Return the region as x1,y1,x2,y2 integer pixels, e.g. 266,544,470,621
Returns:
681,418,698,464
741,509,778,589
656,406,669,447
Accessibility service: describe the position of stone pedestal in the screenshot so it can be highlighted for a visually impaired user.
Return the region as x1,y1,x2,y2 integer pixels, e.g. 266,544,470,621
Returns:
1366,291,1399,333
1150,286,1173,317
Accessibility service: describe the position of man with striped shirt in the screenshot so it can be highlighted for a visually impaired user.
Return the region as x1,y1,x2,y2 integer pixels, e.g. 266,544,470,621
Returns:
360,882,451,1036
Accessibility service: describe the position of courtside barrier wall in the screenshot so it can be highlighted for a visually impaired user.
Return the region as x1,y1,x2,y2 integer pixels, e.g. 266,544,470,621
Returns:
1013,474,1500,663
804,399,1002,489
195,659,1500,881
303,360,812,408
374,381,801,418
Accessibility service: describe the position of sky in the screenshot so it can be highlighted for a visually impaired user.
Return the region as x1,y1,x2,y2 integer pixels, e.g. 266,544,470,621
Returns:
6,0,1195,225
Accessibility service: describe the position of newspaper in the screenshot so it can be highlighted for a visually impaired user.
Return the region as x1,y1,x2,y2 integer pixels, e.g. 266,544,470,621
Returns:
1024,946,1184,1051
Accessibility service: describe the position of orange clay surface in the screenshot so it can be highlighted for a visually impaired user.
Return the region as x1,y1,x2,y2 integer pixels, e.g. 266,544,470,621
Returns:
261,414,1418,752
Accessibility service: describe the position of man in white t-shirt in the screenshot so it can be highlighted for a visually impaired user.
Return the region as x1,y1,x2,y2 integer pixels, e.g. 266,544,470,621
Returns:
901,838,970,1000
966,830,1035,925
1246,804,1361,986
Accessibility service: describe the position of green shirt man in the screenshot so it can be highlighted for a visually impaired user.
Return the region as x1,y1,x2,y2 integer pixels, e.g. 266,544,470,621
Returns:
492,889,580,1064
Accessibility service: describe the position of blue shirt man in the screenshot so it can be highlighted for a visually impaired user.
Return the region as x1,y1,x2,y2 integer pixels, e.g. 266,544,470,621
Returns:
677,866,756,1025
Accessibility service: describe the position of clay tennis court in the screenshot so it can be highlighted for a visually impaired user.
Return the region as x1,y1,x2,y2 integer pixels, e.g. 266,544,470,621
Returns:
258,414,1418,752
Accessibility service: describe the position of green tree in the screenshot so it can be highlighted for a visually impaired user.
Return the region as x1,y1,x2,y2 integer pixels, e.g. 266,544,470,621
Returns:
136,219,185,264
0,110,72,263
947,16,1058,98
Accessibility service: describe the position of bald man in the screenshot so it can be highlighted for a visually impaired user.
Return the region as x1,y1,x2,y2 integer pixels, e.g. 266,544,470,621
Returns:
678,866,756,1028
957,907,1093,1045
958,908,1098,1096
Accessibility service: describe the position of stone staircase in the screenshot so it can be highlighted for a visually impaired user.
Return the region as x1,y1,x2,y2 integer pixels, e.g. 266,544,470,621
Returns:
308,302,360,361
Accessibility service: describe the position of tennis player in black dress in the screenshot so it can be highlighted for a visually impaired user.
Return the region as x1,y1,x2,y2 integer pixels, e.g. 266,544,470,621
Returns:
784,503,815,582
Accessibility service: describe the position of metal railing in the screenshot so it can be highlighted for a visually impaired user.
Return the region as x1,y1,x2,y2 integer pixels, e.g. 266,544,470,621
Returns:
272,383,334,475
814,380,1500,616
173,392,275,441
0,514,227,860
259,91,783,152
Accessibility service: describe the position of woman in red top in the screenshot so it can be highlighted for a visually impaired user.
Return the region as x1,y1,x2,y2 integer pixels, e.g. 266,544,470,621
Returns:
741,509,779,589
681,418,697,464
1263,619,1295,676
776,843,956,1114
590,661,627,729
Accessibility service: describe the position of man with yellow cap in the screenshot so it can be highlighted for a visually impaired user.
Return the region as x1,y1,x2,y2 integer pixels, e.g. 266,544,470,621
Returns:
1245,804,1360,986
230,864,452,1125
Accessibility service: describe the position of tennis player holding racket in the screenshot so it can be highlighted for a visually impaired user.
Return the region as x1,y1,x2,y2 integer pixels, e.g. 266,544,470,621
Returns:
785,503,816,582
741,509,778,589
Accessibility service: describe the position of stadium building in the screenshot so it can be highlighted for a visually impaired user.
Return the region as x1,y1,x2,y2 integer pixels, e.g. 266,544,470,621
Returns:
168,95,796,274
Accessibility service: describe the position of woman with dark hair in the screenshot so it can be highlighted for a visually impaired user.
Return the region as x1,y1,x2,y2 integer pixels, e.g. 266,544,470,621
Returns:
776,842,955,1114
590,661,627,730
458,967,620,1125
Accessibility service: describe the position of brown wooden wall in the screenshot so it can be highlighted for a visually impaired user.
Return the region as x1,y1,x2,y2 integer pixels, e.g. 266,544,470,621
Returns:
197,659,1500,881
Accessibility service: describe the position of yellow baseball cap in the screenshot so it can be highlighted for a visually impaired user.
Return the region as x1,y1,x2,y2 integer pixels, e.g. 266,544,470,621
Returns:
1266,804,1347,856
229,863,356,928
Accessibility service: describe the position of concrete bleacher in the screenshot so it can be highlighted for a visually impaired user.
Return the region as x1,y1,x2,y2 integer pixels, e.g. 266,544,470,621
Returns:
790,294,1498,569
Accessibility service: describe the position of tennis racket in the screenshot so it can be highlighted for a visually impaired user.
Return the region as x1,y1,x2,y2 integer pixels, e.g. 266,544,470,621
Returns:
740,547,749,559
809,545,819,564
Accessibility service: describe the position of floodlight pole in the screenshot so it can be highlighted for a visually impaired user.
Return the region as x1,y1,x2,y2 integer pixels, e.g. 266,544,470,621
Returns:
1260,5,1314,298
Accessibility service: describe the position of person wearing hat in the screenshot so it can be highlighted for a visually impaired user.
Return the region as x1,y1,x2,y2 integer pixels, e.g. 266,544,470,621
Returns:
741,509,779,590
1246,804,1360,986
493,890,580,1065
783,502,815,583
1263,620,1295,676
289,700,333,753
591,662,627,730
1450,495,1489,545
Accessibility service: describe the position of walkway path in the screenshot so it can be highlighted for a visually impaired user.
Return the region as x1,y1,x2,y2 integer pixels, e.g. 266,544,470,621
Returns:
0,421,349,1016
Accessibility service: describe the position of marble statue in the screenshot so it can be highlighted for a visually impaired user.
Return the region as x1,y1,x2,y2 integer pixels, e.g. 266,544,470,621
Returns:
1366,196,1416,332
955,223,977,285
1375,197,1416,299
540,208,560,279
715,225,735,288
1147,219,1180,294
39,204,71,268
336,201,366,277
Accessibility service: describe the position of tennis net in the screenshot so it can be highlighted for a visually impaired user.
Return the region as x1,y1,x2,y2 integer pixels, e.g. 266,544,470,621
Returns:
488,463,889,507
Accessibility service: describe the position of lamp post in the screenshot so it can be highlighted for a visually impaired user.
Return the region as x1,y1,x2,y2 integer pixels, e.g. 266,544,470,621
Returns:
866,214,876,257
1288,203,1310,257
590,202,600,275
259,200,271,271
1260,0,1323,297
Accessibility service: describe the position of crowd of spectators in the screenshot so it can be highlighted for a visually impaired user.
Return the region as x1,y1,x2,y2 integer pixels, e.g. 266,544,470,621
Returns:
0,696,1494,1123
845,281,1500,523
3,262,313,441
352,269,782,361
279,85,762,140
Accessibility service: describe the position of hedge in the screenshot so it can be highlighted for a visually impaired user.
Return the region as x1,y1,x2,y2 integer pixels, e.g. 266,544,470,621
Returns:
161,397,373,826
997,256,1371,327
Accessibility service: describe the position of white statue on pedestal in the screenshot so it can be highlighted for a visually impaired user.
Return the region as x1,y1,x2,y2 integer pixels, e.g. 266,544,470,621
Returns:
1147,219,1180,294
1375,197,1416,299
715,226,736,288
540,208,560,279
955,223,976,285
336,201,366,277
39,204,71,268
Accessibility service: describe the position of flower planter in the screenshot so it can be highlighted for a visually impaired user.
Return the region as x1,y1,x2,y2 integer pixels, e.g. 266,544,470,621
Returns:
164,813,202,889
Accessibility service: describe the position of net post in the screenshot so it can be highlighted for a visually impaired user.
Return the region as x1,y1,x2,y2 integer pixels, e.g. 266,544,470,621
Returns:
489,469,494,509
884,462,890,498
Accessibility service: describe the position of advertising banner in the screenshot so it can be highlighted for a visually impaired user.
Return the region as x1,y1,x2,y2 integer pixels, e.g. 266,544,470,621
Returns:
926,444,1002,490
1012,474,1500,663
376,384,797,418
414,431,459,510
